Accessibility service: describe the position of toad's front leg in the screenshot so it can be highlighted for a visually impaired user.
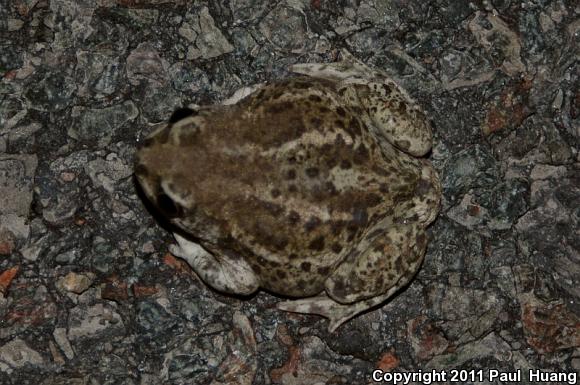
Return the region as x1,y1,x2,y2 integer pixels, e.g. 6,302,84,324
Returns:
171,233,259,295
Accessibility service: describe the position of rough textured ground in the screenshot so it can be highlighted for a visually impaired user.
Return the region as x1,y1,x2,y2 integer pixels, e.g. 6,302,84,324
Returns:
0,1,579,384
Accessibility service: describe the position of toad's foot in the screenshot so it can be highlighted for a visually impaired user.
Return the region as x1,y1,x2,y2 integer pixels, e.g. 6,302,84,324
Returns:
277,292,395,333
290,49,377,82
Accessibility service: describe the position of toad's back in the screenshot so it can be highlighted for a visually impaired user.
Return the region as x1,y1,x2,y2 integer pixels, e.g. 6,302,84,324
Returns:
136,78,424,297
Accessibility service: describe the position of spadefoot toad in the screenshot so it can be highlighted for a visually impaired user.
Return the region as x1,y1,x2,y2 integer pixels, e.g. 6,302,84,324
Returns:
135,50,441,332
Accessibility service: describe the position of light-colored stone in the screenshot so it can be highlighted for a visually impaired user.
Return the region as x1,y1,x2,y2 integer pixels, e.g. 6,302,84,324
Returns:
0,154,38,217
0,338,44,374
184,7,234,60
57,272,95,294
68,303,124,340
53,328,75,360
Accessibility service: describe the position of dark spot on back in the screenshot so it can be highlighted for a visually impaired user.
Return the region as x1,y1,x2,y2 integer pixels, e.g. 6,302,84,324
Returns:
300,262,311,272
395,257,403,273
375,275,384,288
308,235,325,251
372,165,390,177
330,279,346,299
415,178,432,195
288,210,301,224
397,102,407,114
330,221,344,235
347,118,362,136
286,169,296,179
293,80,311,89
407,213,419,222
217,235,236,251
260,200,285,217
266,101,294,115
324,154,338,169
353,144,369,164
340,159,351,169
331,243,343,253
305,167,319,178
309,94,322,102
367,228,384,240
310,117,323,127
268,88,285,100
271,188,281,198
252,221,289,251
352,207,368,226
336,107,346,117
350,106,363,117
365,193,382,207
253,88,266,101
325,182,338,195
304,216,321,232
418,232,427,244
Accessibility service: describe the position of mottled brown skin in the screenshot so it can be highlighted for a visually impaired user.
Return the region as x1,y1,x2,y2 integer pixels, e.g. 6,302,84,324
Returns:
135,51,441,331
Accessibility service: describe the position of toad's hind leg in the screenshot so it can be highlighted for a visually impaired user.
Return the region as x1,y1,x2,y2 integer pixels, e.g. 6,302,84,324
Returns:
171,233,259,295
356,81,433,156
278,223,428,332
277,287,403,333
290,50,433,156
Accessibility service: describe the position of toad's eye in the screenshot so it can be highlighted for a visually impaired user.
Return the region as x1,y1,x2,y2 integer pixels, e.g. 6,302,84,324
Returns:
169,107,196,124
157,192,181,218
